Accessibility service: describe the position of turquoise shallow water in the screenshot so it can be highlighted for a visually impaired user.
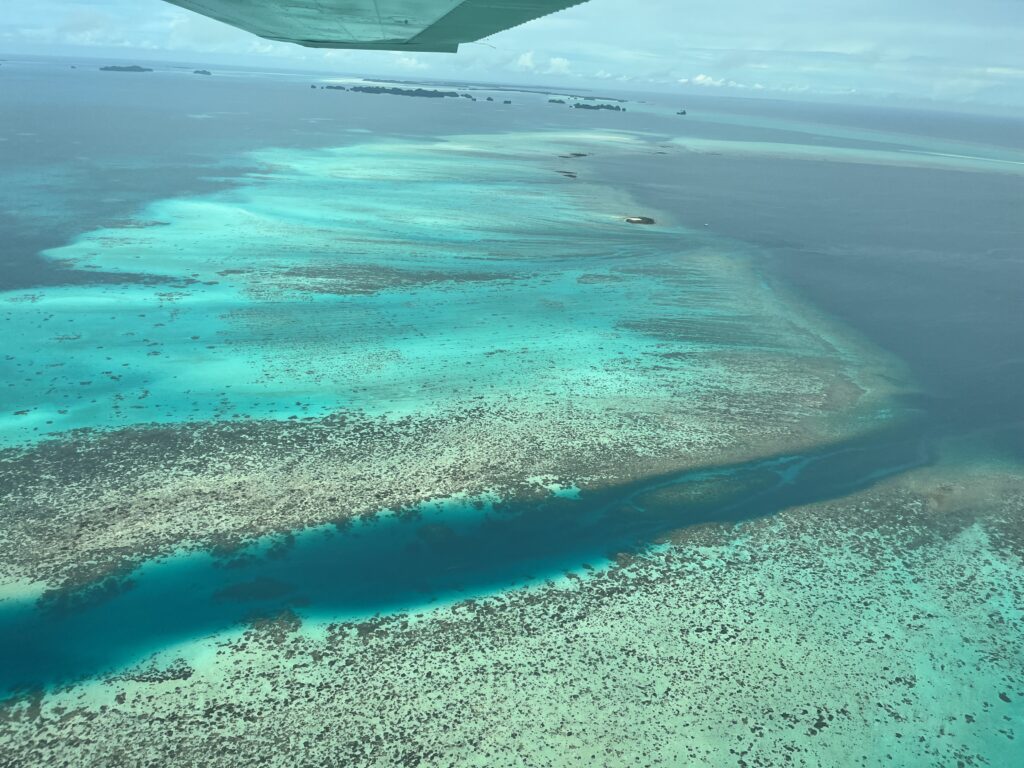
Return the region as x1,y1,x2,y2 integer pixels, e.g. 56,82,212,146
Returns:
1,66,1021,765
0,129,912,693
0,140,733,441
1,133,873,447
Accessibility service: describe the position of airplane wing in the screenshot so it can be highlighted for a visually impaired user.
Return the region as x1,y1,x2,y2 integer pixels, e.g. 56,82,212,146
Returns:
163,0,587,53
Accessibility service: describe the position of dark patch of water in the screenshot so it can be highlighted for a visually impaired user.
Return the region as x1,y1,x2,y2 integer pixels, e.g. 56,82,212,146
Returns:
594,148,1024,461
0,419,933,696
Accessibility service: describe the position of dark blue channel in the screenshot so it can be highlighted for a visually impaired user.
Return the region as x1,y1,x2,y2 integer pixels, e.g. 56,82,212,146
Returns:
0,420,934,697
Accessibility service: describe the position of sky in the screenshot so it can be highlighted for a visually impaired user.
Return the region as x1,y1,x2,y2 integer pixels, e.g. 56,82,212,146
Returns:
3,0,1024,111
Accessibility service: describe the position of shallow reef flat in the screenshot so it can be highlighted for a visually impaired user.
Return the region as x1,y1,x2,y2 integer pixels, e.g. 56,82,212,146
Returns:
0,131,901,444
2,63,1022,765
0,131,905,593
2,462,1020,766
4,129,977,766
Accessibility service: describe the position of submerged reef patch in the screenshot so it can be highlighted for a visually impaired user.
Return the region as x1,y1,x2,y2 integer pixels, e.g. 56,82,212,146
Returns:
1,111,1020,767
0,131,902,446
0,131,905,593
2,464,1020,766
0,131,957,764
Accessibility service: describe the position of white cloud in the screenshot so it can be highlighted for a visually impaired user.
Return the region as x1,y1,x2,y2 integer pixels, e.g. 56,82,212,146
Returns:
395,55,428,71
515,50,536,71
546,56,570,75
689,73,725,87
679,73,767,90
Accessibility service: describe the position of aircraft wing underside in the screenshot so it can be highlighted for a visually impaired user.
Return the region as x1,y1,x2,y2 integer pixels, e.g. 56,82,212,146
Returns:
163,0,587,52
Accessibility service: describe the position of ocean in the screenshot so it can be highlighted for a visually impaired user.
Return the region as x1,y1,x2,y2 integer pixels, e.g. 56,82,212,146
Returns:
1,56,1022,766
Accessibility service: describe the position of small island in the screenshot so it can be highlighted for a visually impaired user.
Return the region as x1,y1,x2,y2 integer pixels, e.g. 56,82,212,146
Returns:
99,65,153,73
318,84,473,99
349,85,459,98
548,98,566,104
193,69,212,76
573,103,624,112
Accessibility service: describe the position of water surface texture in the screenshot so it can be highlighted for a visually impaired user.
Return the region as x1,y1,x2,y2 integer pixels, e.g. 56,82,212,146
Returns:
1,61,1022,766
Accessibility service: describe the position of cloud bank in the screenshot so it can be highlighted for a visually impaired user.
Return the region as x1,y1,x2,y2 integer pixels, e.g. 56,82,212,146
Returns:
2,0,1023,109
